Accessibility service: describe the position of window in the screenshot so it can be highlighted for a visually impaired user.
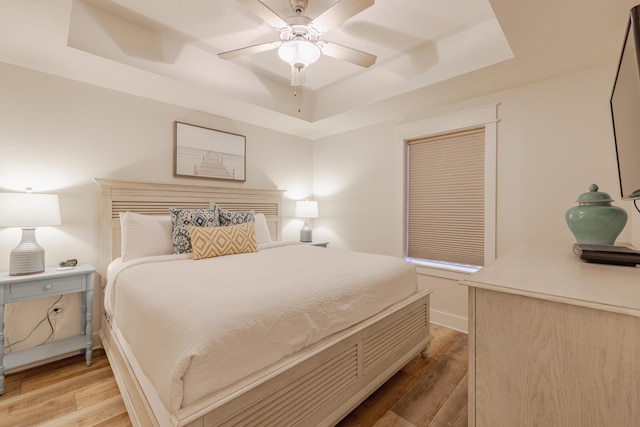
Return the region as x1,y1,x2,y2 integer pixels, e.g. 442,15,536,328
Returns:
397,105,497,272
406,128,485,267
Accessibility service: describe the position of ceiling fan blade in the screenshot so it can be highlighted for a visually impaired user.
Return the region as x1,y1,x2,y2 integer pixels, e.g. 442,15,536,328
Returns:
218,41,281,60
320,41,376,68
237,0,289,30
310,0,374,34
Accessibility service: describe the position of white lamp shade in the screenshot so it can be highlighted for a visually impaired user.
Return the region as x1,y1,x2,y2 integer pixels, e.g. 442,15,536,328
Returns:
0,193,61,227
278,40,321,68
295,200,319,218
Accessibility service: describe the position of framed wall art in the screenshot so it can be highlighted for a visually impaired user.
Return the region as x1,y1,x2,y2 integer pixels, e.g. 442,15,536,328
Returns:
174,121,246,182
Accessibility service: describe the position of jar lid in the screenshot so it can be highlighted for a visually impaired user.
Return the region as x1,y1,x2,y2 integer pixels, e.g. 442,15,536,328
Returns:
576,184,613,203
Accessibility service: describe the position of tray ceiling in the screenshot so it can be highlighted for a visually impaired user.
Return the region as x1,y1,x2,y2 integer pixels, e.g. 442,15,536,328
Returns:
0,0,637,138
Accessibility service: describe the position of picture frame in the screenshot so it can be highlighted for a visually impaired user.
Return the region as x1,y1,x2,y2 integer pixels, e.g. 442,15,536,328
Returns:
174,121,246,182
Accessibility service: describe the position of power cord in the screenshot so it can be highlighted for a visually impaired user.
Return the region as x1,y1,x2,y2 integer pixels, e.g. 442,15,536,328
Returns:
634,199,639,214
3,295,63,352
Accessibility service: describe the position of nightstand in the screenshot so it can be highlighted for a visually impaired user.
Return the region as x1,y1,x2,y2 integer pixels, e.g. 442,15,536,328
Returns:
305,241,329,248
0,264,95,395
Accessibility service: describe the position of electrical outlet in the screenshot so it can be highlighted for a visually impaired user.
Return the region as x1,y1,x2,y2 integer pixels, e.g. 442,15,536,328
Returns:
51,305,64,318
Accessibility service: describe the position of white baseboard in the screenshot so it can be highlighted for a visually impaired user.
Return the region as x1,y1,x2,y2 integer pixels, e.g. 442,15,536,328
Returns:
430,309,468,333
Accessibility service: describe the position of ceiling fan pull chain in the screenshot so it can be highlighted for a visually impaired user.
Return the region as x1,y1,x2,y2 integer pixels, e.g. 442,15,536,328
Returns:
294,86,302,113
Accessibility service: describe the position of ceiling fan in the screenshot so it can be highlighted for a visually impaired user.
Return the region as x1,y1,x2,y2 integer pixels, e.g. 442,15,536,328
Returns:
218,0,377,86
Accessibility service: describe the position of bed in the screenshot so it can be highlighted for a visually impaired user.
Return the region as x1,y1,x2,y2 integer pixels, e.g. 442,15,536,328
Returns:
95,178,432,427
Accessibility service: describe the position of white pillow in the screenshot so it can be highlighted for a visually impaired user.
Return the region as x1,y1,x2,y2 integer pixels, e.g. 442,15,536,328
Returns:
253,212,272,245
119,212,174,262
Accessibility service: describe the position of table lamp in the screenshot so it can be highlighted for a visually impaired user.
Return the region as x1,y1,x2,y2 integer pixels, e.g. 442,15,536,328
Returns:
0,189,61,275
295,199,318,243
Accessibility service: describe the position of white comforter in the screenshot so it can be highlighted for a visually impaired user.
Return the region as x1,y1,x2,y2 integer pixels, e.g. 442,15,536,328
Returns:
105,242,417,412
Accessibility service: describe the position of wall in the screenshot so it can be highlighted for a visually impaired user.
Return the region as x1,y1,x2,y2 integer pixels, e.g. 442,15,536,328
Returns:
313,63,638,332
0,63,313,352
1,59,637,346
312,123,403,256
493,64,632,254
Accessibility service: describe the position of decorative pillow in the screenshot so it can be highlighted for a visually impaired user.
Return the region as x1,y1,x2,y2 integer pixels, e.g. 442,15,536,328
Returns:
253,212,272,245
170,207,220,254
219,209,255,226
187,221,257,260
119,212,173,262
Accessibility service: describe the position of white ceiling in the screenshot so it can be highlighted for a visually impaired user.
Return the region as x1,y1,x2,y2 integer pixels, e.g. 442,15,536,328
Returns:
0,0,638,139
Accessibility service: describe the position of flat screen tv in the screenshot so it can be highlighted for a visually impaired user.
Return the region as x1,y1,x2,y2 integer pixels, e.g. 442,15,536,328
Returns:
611,5,640,200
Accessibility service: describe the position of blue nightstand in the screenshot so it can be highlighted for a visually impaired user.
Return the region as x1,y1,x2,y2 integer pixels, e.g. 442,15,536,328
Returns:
0,264,95,395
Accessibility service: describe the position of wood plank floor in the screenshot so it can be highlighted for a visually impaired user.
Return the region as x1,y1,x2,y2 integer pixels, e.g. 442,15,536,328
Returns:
0,324,467,426
339,324,468,427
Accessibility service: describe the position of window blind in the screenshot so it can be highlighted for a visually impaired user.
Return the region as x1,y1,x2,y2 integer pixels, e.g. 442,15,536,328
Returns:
406,128,485,267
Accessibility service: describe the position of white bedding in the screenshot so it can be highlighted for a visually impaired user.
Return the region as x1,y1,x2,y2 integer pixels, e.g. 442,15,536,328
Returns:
105,242,417,412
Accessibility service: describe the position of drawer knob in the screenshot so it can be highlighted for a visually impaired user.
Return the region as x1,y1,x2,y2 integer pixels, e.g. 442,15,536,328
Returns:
44,284,52,290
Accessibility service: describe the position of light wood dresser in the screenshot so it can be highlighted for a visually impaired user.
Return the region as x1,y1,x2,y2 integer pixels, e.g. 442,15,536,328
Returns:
460,241,640,427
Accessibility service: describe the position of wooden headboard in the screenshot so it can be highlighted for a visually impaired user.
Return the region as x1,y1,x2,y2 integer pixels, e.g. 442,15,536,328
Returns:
94,178,285,282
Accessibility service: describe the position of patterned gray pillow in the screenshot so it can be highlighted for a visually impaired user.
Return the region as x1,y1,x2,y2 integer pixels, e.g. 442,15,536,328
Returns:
170,207,220,254
219,209,255,227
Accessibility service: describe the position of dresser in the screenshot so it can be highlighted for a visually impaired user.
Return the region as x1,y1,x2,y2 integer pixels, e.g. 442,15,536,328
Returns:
460,242,640,427
0,264,95,395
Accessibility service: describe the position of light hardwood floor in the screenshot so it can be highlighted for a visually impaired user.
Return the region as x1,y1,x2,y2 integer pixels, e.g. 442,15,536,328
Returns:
0,324,467,426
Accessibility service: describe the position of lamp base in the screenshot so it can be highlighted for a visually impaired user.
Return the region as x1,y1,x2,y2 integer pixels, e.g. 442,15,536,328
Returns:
10,228,45,276
300,218,312,243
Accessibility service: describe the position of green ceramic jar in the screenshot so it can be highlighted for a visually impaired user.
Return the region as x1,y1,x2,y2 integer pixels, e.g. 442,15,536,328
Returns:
565,184,628,245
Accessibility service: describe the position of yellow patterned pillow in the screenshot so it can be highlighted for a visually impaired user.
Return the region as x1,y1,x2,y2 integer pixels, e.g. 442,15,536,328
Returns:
187,222,257,260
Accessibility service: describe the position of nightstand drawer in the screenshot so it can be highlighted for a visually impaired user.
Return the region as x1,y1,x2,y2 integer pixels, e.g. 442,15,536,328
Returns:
8,275,84,301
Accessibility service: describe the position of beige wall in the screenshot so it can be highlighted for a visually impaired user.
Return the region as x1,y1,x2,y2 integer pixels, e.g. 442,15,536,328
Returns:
312,123,403,256
0,63,313,351
1,59,637,345
313,63,639,332
493,64,632,254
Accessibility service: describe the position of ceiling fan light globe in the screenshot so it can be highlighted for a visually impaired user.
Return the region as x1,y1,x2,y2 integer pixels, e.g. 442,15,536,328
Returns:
278,40,321,68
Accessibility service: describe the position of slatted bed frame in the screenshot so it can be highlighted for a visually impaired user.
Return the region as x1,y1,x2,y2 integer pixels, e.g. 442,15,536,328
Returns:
95,178,432,427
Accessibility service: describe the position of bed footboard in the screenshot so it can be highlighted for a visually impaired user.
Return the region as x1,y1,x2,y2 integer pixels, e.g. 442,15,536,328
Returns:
103,289,431,427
